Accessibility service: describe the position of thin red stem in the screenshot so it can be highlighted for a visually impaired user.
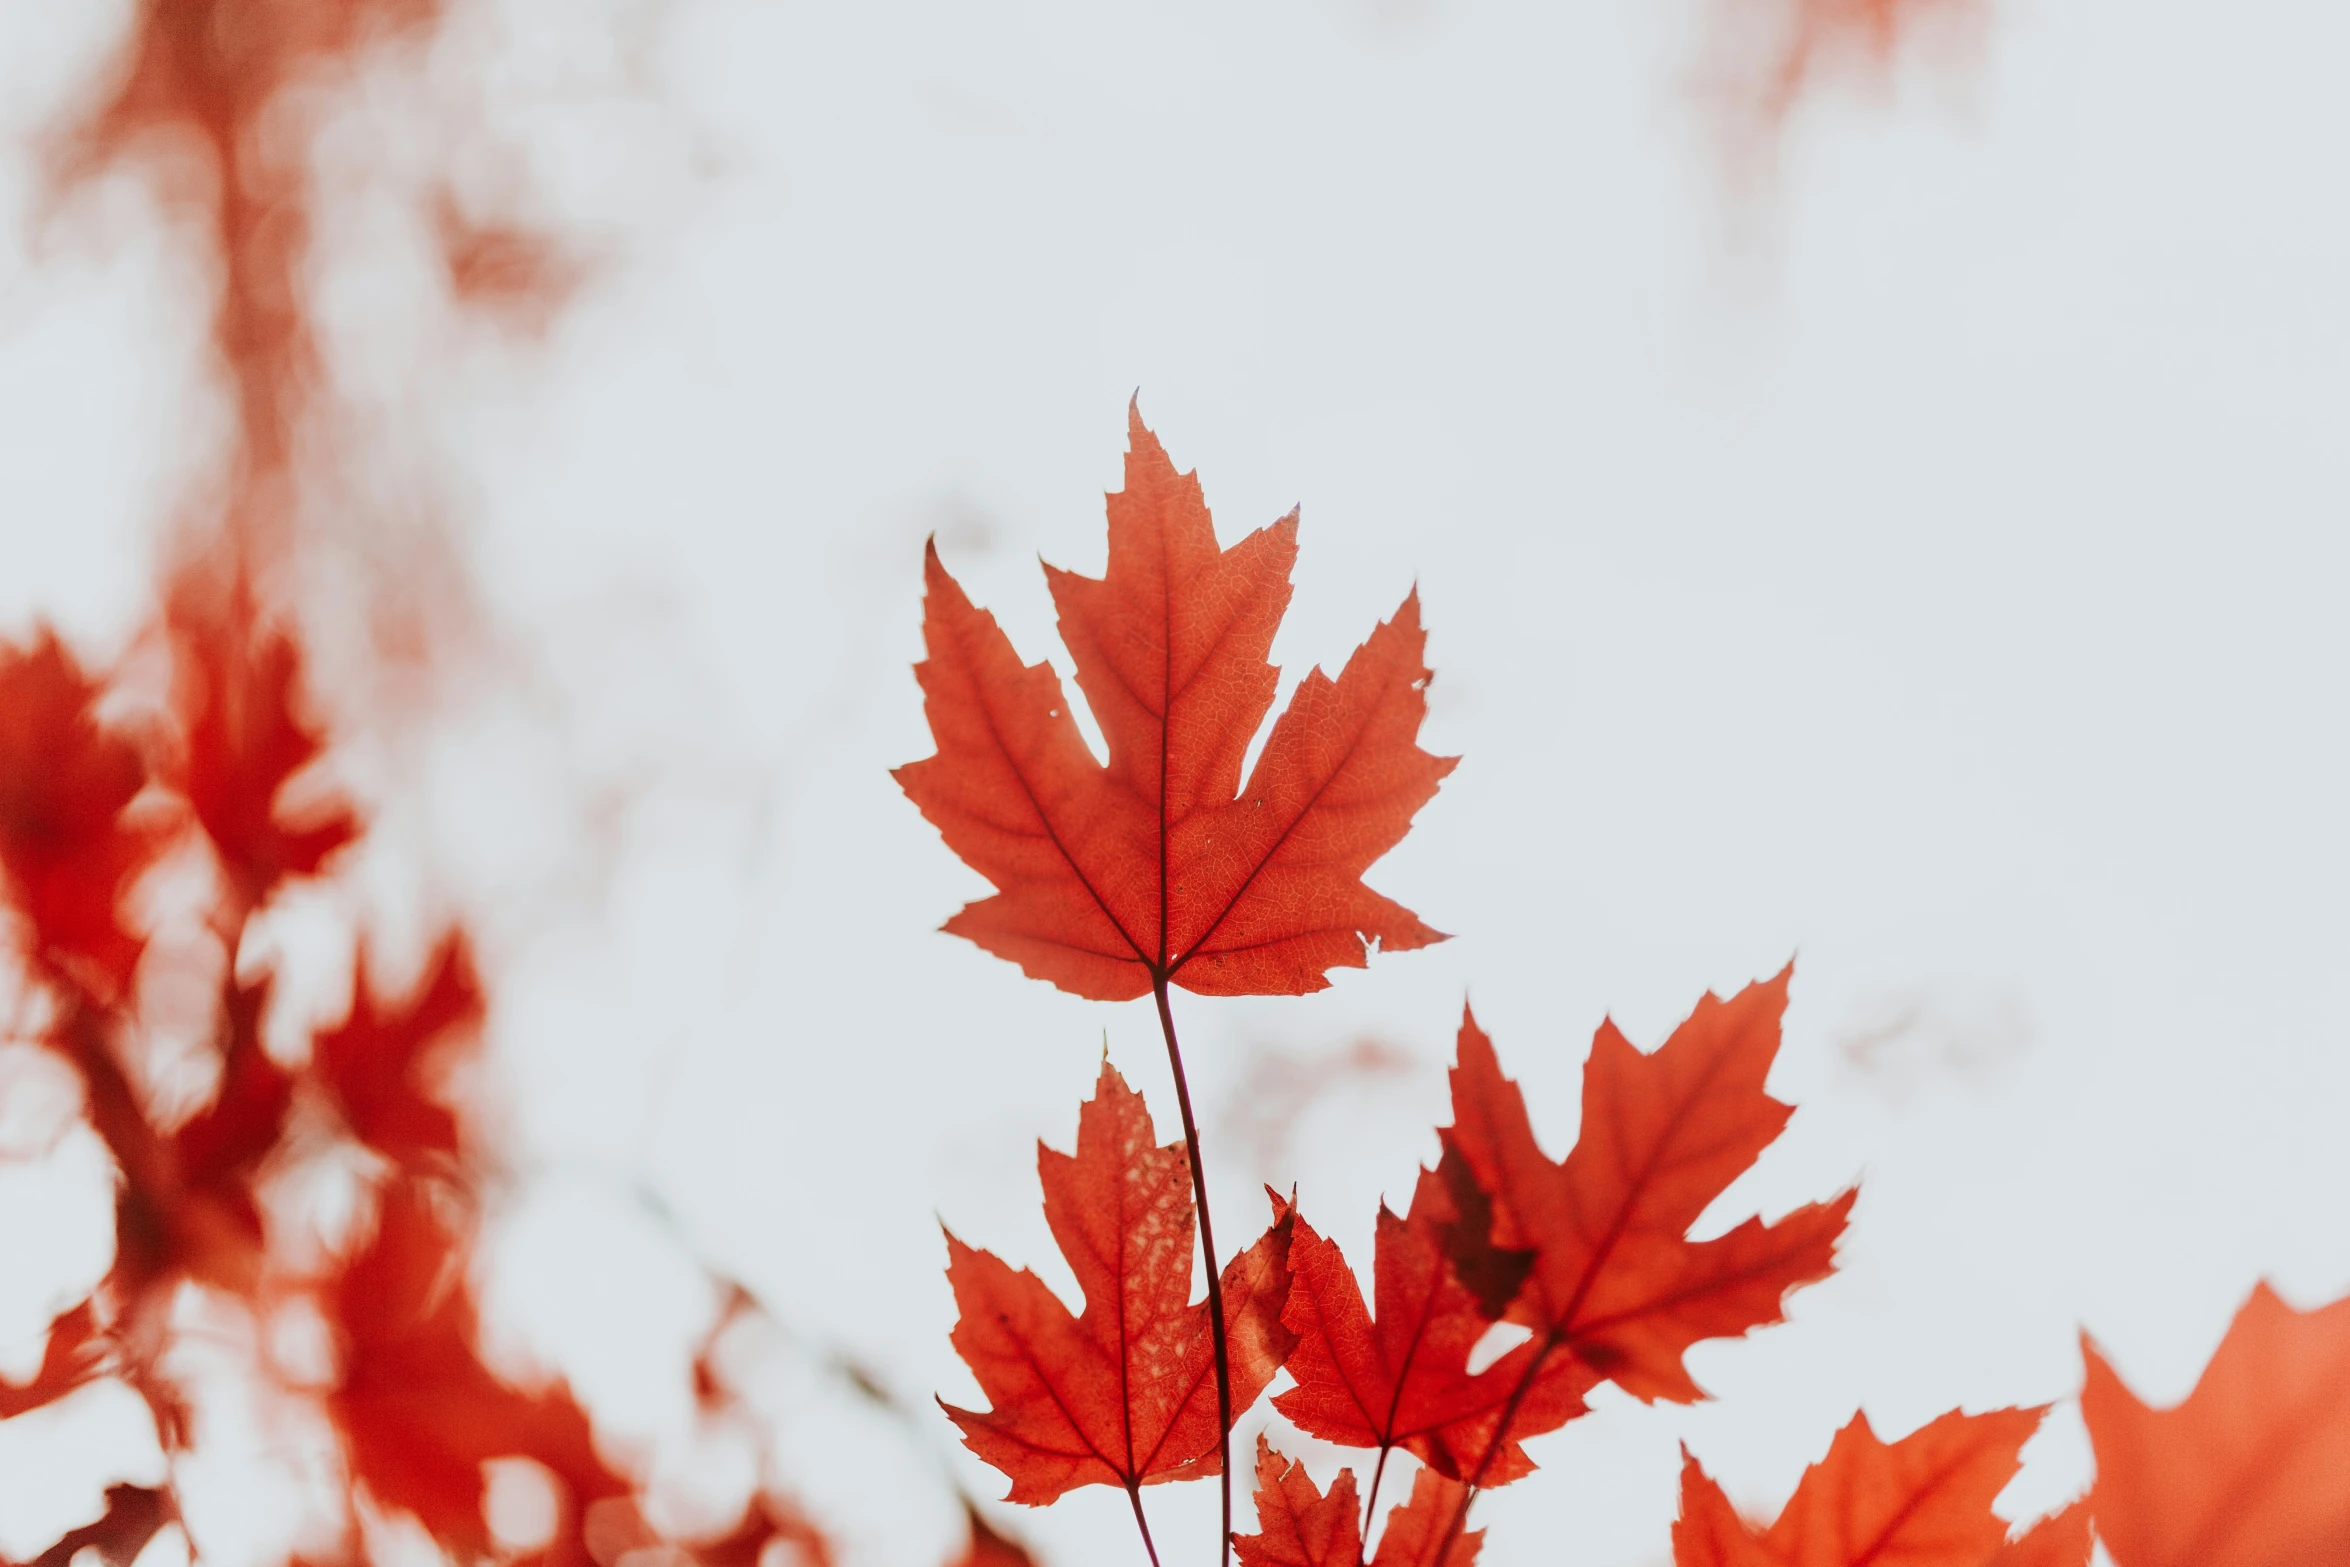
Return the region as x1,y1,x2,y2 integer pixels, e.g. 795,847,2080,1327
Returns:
1359,1444,1394,1564
1433,1326,1565,1558
1153,978,1235,1567
1127,1482,1165,1567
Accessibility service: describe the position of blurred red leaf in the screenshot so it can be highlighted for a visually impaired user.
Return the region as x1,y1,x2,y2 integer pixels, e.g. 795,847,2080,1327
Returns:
896,404,1452,1001
940,1063,1297,1503
0,631,155,994
2083,1281,2350,1566
168,585,360,902
1672,1407,2055,1566
81,970,287,1309
1441,973,1854,1407
327,1179,630,1566
138,973,292,1295
313,934,482,1171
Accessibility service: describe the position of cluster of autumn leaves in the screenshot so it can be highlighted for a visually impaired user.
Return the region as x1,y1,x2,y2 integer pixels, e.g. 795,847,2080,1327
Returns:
2,407,2344,1567
897,409,2350,1567
0,563,871,1567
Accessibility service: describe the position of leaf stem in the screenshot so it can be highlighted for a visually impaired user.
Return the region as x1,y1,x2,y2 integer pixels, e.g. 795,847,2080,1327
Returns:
1360,1444,1393,1564
1153,977,1235,1567
1433,1326,1564,1560
1127,1483,1165,1567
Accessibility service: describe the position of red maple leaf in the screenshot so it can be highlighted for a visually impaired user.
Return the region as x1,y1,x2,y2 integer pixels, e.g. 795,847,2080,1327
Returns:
1369,1465,1482,1567
1235,1439,1482,1567
940,1062,1298,1503
2082,1280,2350,1566
326,1179,632,1566
895,404,1452,1001
1236,1438,1363,1567
313,933,483,1171
169,584,361,904
1672,1407,2082,1567
0,630,157,995
1440,970,1855,1419
1276,1156,1594,1485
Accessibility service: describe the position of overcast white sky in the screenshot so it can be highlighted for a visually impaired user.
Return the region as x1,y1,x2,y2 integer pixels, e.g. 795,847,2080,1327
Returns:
1,0,2347,1564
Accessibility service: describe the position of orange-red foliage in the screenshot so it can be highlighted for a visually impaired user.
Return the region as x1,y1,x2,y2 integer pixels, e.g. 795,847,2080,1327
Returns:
0,567,845,1563
8,8,987,1567
1277,1161,1593,1485
896,403,1452,1001
1234,1439,1362,1567
313,933,480,1169
1440,975,1855,1412
0,631,156,998
2082,1281,2350,1566
1235,1439,1480,1567
1672,1407,2088,1567
326,1181,630,1567
168,579,364,903
941,1063,1298,1503
1365,1467,1481,1567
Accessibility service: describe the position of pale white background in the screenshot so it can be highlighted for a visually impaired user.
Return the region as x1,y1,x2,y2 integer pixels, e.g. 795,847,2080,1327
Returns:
0,0,2346,1564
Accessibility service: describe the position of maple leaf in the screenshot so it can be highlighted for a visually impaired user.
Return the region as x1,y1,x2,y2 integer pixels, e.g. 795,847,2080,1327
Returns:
327,1179,632,1566
1235,1440,1482,1567
940,1062,1298,1503
1369,1466,1482,1567
313,933,483,1171
896,404,1453,1001
1672,1407,2069,1567
2082,1280,2350,1566
1276,1160,1593,1485
0,630,157,995
168,584,362,904
1440,970,1855,1409
1237,1437,1364,1567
